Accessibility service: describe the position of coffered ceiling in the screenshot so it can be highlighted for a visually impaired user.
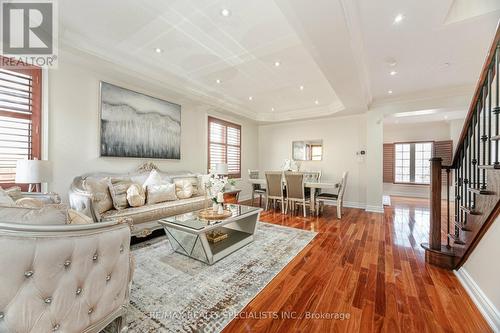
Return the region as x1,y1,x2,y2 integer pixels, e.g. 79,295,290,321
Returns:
59,0,500,122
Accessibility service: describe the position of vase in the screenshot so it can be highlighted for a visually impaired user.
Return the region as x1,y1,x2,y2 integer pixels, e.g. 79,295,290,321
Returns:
217,203,224,215
212,202,218,212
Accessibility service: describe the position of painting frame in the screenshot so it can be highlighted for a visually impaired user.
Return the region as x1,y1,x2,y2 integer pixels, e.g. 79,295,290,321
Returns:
98,81,182,160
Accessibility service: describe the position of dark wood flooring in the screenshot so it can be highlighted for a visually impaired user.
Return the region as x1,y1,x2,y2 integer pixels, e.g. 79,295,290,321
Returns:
222,197,491,333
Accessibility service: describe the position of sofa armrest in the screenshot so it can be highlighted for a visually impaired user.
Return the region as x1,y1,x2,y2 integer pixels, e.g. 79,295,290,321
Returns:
69,177,101,222
0,220,133,333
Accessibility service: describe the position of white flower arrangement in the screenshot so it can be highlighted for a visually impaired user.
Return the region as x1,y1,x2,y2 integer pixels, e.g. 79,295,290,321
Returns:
202,170,228,203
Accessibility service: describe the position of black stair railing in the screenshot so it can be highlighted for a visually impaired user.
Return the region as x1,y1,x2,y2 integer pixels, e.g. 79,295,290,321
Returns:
423,24,500,269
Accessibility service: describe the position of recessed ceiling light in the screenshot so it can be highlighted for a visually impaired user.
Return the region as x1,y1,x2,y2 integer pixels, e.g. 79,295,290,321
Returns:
388,90,393,94
248,96,253,101
299,85,304,91
444,115,449,120
393,14,404,24
221,8,231,17
315,100,319,105
216,79,221,84
271,107,275,111
154,48,163,53
390,70,397,76
274,61,281,67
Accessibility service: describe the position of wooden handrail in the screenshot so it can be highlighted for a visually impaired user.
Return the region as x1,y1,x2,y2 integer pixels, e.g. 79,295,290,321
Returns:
452,22,500,167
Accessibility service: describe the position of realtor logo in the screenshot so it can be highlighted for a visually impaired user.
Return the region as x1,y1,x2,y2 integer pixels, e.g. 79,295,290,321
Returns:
1,0,58,67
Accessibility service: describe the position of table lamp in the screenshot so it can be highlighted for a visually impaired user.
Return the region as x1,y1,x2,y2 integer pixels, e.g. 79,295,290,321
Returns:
15,159,52,192
215,163,228,176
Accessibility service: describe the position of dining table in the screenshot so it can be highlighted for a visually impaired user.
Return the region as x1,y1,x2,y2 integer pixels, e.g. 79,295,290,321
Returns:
247,178,339,215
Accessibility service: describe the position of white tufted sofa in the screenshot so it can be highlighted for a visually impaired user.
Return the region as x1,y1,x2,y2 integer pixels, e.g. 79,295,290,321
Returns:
0,219,134,333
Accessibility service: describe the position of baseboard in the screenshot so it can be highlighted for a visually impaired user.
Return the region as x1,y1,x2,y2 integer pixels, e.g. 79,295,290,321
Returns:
322,200,384,214
454,268,500,332
365,205,385,213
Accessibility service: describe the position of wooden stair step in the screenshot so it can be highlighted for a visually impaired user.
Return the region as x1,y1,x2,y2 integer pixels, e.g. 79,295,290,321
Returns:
478,164,500,170
468,187,495,195
459,205,481,215
447,234,466,245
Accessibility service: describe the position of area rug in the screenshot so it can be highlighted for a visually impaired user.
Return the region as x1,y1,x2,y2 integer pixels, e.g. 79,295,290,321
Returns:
123,222,316,333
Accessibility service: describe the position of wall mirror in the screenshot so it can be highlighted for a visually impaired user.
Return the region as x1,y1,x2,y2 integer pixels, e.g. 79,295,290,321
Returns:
292,140,323,161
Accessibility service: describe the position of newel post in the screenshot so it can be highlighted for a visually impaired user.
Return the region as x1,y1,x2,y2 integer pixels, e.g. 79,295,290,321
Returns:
429,157,442,251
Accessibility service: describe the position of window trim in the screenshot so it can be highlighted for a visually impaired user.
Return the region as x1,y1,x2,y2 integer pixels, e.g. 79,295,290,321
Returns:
393,140,434,186
207,116,242,179
0,56,42,190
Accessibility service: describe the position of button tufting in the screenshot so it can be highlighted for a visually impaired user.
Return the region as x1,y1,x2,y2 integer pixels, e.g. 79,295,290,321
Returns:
0,312,4,319
44,297,52,304
52,324,60,331
88,308,93,314
92,253,98,261
76,287,82,295
105,274,111,282
24,270,34,278
63,260,71,268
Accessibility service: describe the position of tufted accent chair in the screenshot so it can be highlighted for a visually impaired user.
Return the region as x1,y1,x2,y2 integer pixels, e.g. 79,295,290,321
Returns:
0,219,133,333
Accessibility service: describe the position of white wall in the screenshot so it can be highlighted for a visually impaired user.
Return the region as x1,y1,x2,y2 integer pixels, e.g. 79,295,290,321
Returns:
383,121,456,199
258,114,369,209
47,52,259,201
458,214,500,331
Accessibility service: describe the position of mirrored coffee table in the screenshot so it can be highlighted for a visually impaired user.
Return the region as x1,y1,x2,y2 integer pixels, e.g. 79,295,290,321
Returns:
158,204,262,265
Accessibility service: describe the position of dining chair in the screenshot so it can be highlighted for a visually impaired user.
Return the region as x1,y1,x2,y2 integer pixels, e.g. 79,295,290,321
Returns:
265,171,285,213
316,171,348,219
248,169,266,207
284,172,310,217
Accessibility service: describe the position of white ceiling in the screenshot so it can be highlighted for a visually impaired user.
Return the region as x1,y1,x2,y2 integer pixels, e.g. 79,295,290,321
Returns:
59,0,500,122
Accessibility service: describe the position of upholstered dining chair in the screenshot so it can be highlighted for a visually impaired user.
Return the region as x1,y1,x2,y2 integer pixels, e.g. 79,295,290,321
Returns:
284,172,310,217
265,171,285,213
248,169,266,207
316,171,348,219
0,219,134,333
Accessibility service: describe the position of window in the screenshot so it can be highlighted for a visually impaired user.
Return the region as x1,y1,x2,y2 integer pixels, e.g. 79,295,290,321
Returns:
208,116,241,178
394,142,433,184
310,145,322,161
395,143,410,182
0,57,41,187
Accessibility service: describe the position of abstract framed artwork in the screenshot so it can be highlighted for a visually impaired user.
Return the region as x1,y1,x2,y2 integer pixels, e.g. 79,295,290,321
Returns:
99,82,181,159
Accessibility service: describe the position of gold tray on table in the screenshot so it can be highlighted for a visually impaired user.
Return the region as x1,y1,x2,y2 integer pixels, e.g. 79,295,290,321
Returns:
198,208,232,220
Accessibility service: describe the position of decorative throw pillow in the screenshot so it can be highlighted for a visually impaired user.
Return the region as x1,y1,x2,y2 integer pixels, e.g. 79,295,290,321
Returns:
67,209,94,224
4,186,23,201
127,183,146,207
143,169,162,189
0,188,15,207
146,183,177,204
0,204,68,225
108,178,133,210
173,177,200,196
16,198,44,208
175,179,193,199
83,178,113,214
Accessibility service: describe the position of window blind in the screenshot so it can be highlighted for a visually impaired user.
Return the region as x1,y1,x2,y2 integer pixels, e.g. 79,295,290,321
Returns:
0,59,41,186
434,140,453,185
208,116,241,178
383,143,394,183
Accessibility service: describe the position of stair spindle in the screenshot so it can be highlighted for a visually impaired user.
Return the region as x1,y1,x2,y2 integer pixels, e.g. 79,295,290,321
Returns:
488,67,492,165
446,168,451,247
482,86,487,189
494,45,500,166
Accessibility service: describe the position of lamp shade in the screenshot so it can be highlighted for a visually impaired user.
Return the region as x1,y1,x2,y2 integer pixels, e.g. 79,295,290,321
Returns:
15,160,52,183
215,163,228,175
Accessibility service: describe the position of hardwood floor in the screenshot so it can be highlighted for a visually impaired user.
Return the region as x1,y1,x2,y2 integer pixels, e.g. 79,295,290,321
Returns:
222,197,491,333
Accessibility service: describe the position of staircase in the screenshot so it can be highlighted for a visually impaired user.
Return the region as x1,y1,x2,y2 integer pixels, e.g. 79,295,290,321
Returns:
422,24,500,270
